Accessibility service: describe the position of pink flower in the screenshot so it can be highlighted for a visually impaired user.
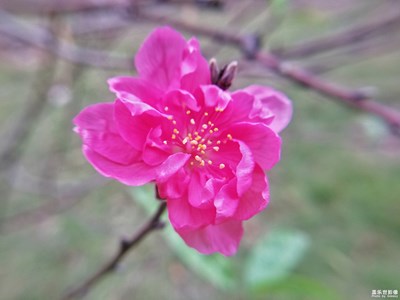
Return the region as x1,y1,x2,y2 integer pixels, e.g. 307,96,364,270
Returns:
73,27,292,256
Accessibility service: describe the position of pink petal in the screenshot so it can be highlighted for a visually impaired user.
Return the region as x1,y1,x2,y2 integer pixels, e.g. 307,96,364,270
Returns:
187,172,222,209
234,164,269,221
214,178,239,222
244,85,292,133
114,99,164,151
235,141,255,195
199,85,231,111
82,145,158,186
180,38,211,93
156,152,191,182
157,168,190,200
73,103,140,164
176,220,244,256
83,146,189,186
167,196,216,229
212,90,258,128
135,27,187,91
142,127,170,166
227,122,281,171
108,77,162,108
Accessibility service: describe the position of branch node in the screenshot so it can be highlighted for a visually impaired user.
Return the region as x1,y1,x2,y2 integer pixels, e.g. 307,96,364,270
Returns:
241,34,262,60
120,238,131,252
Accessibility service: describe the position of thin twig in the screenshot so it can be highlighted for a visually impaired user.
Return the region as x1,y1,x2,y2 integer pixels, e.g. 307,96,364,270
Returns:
61,201,167,300
273,8,400,59
137,10,400,135
0,9,131,70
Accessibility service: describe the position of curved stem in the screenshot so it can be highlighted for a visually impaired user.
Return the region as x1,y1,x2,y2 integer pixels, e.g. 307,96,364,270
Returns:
61,201,167,300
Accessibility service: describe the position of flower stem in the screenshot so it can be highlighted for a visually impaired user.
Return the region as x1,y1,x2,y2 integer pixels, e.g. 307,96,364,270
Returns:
61,201,167,300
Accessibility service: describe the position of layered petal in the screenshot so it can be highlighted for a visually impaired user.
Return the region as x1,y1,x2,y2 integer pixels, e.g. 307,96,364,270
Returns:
234,164,269,221
167,195,216,229
244,85,292,133
227,122,281,171
84,147,189,186
176,220,243,256
73,102,140,164
108,77,162,107
180,38,211,93
134,27,210,93
135,27,186,91
114,99,165,150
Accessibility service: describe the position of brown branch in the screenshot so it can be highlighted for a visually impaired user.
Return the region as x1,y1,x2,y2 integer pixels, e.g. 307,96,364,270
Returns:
0,0,222,16
0,9,131,70
137,10,400,135
273,8,400,59
255,52,400,135
0,0,134,15
61,201,167,300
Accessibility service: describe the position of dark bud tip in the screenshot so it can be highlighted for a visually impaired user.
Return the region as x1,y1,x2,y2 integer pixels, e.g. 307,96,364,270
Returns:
209,58,220,84
217,61,238,90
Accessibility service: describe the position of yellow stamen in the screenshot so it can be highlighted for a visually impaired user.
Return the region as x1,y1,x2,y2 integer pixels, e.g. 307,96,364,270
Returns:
219,163,225,169
213,146,220,151
190,118,195,125
227,134,233,140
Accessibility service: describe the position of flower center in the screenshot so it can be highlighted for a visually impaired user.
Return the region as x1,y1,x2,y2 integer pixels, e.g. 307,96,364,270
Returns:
162,107,233,170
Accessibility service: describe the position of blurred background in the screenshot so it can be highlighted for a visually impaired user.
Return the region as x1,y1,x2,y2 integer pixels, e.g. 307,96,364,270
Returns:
0,0,399,299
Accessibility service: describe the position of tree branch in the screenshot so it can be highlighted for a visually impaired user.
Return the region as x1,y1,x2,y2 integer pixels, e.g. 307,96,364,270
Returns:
0,9,131,70
136,10,400,135
273,8,400,59
61,201,167,300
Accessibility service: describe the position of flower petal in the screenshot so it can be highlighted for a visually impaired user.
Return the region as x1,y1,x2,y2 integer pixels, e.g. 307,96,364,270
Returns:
234,163,269,221
176,220,243,256
244,85,292,133
83,146,189,186
180,38,211,93
227,122,281,171
82,145,157,186
157,168,189,200
108,77,162,108
187,171,222,209
114,99,165,151
167,196,216,229
135,27,187,91
73,102,140,164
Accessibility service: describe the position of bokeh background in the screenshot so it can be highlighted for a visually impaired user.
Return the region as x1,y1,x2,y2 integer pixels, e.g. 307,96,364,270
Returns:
0,0,399,299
